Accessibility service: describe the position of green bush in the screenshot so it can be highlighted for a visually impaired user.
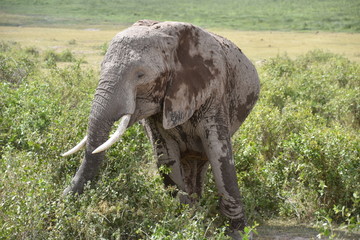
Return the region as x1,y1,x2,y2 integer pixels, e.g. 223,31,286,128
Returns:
98,42,109,55
234,50,359,229
0,43,359,239
0,42,228,239
43,49,77,67
0,42,37,85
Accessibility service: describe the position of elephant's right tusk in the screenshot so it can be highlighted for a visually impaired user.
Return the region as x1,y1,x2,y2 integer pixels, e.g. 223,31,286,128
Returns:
61,135,88,157
92,114,131,154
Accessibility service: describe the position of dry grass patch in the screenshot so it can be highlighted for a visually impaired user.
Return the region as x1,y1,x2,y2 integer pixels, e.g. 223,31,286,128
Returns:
217,30,360,63
1,26,360,68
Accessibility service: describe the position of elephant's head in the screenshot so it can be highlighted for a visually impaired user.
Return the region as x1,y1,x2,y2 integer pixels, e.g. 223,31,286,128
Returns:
62,21,224,193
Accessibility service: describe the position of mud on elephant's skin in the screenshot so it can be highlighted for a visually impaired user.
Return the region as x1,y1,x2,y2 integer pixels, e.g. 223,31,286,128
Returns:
62,20,260,238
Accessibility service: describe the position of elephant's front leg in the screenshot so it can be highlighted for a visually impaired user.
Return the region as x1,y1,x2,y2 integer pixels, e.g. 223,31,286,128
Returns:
142,118,187,198
200,124,247,237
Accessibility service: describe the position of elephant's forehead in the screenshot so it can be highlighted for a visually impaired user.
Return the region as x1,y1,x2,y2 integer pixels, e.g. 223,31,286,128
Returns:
113,27,162,45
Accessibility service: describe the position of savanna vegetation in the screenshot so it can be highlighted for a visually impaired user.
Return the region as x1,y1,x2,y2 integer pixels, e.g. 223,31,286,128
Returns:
1,0,360,32
1,0,360,239
0,41,359,239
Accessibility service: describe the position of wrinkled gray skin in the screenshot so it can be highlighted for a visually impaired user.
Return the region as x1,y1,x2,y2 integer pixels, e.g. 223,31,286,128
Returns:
63,20,260,239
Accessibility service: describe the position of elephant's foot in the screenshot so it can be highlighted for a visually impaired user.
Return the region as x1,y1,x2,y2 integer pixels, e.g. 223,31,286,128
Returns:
177,191,198,206
227,230,253,240
226,217,252,240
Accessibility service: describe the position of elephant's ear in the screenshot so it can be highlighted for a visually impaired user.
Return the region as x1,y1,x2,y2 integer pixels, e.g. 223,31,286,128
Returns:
162,25,223,129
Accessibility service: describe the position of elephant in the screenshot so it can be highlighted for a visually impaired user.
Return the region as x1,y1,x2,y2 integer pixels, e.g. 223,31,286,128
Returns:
62,20,260,239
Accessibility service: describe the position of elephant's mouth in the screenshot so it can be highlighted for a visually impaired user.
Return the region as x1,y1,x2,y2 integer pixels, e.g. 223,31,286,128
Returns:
61,114,132,156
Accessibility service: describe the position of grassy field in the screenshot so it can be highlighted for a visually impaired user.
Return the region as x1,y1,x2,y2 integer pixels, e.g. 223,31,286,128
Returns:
1,0,359,64
1,0,359,239
1,26,360,67
1,0,360,32
1,40,359,240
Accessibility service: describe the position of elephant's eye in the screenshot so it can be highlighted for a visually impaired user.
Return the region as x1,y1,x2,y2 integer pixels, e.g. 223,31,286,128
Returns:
137,73,145,79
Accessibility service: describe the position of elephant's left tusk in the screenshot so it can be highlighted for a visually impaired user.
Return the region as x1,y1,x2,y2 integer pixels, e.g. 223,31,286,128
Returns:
92,114,131,154
61,135,88,157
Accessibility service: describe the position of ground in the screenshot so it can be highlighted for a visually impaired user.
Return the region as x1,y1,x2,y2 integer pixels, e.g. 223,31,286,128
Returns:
1,26,360,66
256,220,360,240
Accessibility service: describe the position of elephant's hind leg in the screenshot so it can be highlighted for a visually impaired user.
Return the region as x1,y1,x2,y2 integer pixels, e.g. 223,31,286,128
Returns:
195,158,209,197
180,151,209,202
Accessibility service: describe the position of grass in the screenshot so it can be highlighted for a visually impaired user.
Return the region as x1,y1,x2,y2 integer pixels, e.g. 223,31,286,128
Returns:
0,0,359,238
1,26,360,66
0,0,360,32
0,42,359,239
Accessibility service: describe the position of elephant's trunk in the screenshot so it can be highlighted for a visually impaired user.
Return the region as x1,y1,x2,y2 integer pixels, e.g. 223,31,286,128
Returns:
87,93,116,149
92,114,131,154
62,69,136,195
62,94,117,195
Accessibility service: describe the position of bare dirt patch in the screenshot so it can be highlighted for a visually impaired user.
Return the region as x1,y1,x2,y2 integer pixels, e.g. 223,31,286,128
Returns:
255,220,360,240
